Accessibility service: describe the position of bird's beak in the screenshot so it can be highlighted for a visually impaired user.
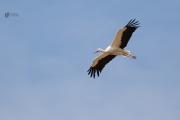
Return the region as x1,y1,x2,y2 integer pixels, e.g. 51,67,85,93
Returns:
93,50,98,54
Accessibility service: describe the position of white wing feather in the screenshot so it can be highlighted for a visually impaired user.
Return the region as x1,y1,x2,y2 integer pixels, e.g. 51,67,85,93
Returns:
91,53,109,67
111,27,127,47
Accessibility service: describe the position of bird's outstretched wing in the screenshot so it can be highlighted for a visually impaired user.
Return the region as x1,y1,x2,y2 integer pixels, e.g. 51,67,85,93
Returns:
87,53,116,78
111,19,140,49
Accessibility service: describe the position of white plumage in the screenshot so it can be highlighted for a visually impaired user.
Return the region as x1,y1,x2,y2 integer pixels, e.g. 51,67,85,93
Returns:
87,19,140,78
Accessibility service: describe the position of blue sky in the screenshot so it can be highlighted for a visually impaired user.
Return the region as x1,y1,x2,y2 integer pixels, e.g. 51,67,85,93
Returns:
0,0,180,120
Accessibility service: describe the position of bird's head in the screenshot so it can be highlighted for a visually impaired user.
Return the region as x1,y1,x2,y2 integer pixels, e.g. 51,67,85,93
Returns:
93,48,101,54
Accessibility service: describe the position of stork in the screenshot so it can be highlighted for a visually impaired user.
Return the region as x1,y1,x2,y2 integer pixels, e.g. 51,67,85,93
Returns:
87,19,140,78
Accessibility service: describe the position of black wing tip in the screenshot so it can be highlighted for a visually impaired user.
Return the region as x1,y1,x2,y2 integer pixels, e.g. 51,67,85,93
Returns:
87,67,101,78
126,19,140,28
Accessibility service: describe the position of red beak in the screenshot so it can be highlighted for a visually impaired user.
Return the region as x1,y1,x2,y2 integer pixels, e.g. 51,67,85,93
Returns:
93,50,98,54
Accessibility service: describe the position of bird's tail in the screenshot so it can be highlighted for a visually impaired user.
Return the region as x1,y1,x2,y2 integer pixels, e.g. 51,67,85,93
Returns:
122,50,130,57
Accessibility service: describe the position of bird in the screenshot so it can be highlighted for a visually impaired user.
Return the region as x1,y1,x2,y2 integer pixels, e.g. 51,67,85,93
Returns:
87,19,140,78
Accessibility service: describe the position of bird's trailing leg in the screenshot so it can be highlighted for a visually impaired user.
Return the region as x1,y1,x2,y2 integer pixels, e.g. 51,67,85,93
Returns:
128,55,136,59
123,53,136,59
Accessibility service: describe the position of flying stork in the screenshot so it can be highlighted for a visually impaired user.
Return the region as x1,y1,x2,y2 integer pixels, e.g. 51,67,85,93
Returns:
87,19,140,78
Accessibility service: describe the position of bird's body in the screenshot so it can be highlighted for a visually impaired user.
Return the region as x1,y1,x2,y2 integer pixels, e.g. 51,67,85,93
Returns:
88,19,140,78
97,46,129,56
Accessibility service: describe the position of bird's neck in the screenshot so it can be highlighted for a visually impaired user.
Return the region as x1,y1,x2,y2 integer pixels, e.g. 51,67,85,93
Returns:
99,48,106,53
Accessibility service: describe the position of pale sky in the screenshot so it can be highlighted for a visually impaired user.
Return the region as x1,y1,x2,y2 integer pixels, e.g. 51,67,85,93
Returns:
0,0,180,120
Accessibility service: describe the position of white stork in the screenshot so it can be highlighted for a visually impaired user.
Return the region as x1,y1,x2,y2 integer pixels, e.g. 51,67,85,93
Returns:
87,19,140,78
